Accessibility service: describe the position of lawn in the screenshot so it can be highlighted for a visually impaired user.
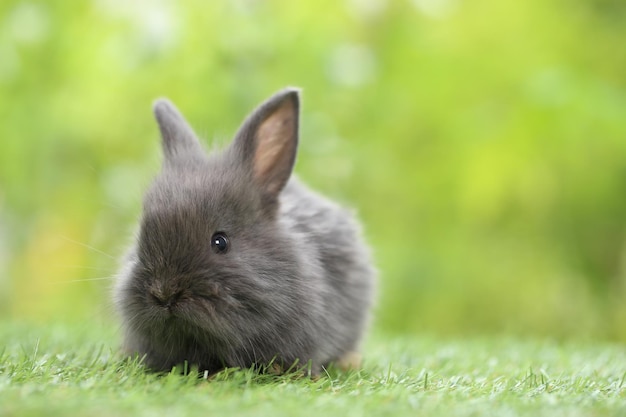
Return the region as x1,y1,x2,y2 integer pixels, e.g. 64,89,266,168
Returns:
0,321,624,417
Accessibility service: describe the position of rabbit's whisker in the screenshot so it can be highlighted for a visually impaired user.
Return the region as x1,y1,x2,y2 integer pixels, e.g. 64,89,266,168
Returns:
56,265,113,271
59,235,116,260
52,277,113,284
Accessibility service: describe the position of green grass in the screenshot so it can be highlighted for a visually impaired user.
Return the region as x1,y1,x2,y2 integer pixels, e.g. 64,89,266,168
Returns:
0,321,624,417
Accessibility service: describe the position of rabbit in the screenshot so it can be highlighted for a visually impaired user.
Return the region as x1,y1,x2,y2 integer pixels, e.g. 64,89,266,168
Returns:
113,88,376,375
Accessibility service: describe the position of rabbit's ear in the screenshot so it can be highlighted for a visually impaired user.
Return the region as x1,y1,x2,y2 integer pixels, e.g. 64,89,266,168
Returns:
232,88,300,198
153,98,203,163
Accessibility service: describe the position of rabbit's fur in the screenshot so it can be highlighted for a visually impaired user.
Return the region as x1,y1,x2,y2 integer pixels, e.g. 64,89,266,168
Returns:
114,88,375,374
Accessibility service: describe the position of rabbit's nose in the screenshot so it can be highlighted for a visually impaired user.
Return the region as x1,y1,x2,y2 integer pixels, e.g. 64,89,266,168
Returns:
150,287,183,309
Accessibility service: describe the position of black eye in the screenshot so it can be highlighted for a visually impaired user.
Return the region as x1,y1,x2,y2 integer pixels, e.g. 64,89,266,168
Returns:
211,232,229,254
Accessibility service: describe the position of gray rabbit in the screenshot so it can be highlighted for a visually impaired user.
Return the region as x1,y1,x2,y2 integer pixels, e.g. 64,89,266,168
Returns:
114,88,375,374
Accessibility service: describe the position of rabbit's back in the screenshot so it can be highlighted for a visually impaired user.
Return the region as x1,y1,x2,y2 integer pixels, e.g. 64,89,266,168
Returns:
280,177,375,364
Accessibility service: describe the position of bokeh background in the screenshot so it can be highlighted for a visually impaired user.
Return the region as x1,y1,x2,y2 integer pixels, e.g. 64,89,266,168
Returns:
1,0,625,341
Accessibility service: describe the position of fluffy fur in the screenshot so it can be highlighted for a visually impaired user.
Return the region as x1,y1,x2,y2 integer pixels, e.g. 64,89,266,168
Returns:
114,88,375,374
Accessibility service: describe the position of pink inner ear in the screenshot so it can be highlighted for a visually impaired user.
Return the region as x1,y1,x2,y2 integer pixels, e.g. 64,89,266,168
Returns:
253,100,297,194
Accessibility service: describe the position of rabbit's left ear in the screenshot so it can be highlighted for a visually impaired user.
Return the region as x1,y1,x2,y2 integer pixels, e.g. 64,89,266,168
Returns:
232,88,300,198
153,98,204,164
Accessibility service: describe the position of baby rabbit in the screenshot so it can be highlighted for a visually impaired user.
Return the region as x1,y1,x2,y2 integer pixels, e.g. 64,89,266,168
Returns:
114,88,375,374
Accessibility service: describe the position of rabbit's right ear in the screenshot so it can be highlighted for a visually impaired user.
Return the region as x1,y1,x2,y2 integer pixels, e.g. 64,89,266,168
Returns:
232,88,300,200
153,98,203,163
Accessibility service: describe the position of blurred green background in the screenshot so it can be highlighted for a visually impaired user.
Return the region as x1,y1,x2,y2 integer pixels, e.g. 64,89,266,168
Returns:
1,0,625,341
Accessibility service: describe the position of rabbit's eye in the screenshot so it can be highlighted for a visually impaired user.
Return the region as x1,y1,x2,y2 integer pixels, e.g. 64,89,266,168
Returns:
211,232,229,254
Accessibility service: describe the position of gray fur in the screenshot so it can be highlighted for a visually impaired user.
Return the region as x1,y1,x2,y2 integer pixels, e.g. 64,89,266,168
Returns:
114,88,376,373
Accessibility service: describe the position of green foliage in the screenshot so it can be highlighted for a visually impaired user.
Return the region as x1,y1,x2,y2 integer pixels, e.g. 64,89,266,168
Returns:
0,0,625,339
0,322,625,416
